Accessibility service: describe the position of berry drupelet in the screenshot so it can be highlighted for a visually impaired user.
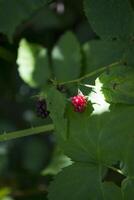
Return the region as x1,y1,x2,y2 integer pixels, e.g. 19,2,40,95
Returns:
36,99,50,119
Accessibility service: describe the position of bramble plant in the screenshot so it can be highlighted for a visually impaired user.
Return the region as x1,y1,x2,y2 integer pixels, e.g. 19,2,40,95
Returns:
0,0,134,199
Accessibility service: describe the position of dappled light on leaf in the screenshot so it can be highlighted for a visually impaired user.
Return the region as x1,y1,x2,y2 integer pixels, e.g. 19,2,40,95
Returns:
89,78,110,114
17,39,51,88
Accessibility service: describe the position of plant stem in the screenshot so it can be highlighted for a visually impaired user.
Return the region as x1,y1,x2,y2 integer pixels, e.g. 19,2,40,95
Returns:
60,61,120,85
0,124,54,142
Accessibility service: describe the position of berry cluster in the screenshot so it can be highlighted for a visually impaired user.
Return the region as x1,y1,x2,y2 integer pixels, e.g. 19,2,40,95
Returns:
36,99,50,119
71,95,87,113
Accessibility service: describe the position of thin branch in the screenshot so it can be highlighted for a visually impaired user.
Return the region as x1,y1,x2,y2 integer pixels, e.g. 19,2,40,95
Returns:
0,124,54,142
59,61,121,85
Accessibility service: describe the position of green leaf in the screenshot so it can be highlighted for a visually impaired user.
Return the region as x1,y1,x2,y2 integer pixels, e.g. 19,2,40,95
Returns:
48,163,122,200
17,39,51,88
102,182,122,200
98,65,134,104
63,105,95,163
42,147,72,175
52,32,81,82
67,104,134,165
81,105,132,164
89,78,110,115
83,40,125,74
47,87,67,143
48,104,134,199
84,0,134,39
31,6,62,30
0,0,48,40
122,179,134,200
122,140,134,176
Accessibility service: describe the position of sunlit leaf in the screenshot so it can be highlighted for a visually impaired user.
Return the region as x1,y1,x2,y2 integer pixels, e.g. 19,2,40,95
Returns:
17,39,51,88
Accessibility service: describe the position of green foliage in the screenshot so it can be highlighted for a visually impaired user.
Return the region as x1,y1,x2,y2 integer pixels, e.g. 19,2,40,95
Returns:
47,87,67,143
0,0,49,41
62,104,93,162
17,39,51,88
84,0,134,39
0,0,49,40
52,32,81,82
125,42,134,66
83,40,124,74
48,102,134,200
48,163,122,200
0,0,134,200
42,147,72,175
99,65,134,104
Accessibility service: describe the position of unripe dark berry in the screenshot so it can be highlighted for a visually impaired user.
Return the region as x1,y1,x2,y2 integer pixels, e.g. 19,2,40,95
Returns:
71,95,87,113
36,99,50,119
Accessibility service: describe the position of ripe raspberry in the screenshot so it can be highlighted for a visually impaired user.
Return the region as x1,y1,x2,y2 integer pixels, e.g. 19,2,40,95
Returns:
71,95,87,113
36,99,50,119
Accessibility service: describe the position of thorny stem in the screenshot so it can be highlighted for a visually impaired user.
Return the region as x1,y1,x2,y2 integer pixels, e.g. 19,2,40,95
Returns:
0,124,54,142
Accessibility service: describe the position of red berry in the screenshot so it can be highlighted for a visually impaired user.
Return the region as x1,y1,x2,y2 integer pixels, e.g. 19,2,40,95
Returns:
71,95,87,113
